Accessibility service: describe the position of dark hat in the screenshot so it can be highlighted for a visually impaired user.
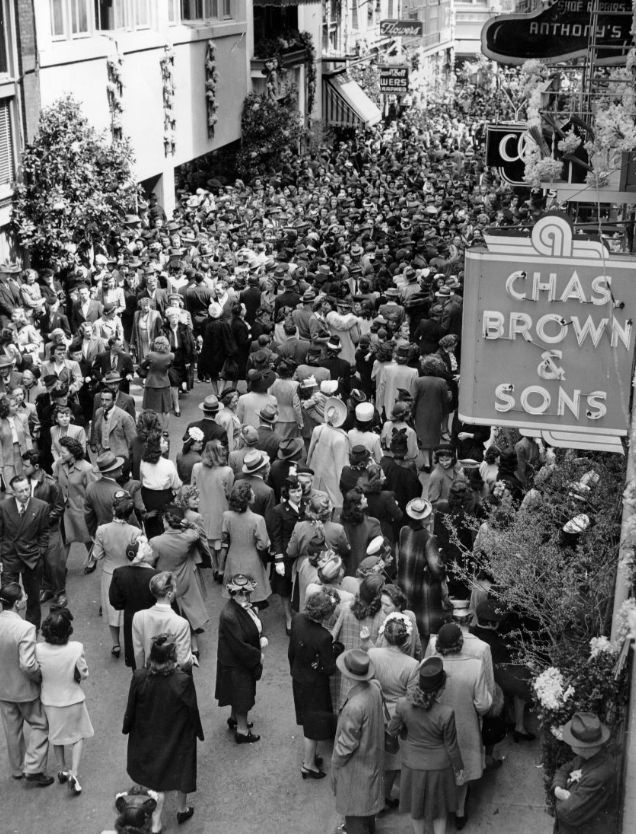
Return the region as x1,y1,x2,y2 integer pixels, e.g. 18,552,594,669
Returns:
336,648,375,681
562,712,610,748
302,288,317,302
95,451,124,474
396,344,411,359
103,302,116,314
436,623,463,652
418,656,446,691
257,404,278,424
198,394,220,413
277,437,304,461
242,450,270,474
350,389,367,404
102,371,122,385
326,334,341,351
42,373,59,388
476,599,503,625
226,573,257,593
350,444,371,465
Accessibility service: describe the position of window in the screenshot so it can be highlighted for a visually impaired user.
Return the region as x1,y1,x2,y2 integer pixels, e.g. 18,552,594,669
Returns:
0,99,15,187
95,0,151,31
351,0,358,30
168,0,179,23
0,5,8,74
50,0,91,38
387,0,394,18
181,0,231,20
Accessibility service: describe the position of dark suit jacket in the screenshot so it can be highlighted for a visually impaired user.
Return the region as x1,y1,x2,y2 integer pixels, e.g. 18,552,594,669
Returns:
216,598,262,672
92,389,136,421
266,500,301,556
93,350,135,382
137,288,169,315
31,472,65,530
235,473,275,519
0,496,49,569
288,613,336,684
109,564,160,668
0,277,22,321
70,300,103,331
256,426,281,460
84,476,122,537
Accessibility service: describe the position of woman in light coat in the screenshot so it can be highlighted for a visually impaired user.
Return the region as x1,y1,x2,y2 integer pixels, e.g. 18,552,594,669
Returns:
53,436,96,567
306,398,351,511
191,439,234,580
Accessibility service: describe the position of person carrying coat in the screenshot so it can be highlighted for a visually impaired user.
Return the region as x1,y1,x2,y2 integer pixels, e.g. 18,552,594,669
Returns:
331,649,385,834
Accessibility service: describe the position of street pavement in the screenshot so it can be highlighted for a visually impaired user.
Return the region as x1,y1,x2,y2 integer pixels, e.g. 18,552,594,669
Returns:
0,380,554,834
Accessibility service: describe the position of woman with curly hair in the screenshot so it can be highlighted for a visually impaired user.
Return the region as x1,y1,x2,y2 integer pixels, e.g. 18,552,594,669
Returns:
191,439,234,581
53,436,96,566
0,393,32,489
130,410,163,480
387,656,464,834
340,487,382,577
376,584,422,660
140,435,182,540
289,588,340,779
220,481,271,604
331,574,385,709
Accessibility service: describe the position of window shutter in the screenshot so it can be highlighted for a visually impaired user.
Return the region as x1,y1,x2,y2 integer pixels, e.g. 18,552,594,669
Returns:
0,100,14,187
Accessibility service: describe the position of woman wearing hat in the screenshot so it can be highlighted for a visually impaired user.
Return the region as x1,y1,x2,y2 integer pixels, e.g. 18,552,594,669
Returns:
380,401,418,463
433,623,492,828
305,554,355,616
428,446,467,507
347,402,383,464
176,426,204,484
92,490,143,658
268,475,305,633
306,396,351,513
220,481,271,604
215,573,268,744
552,712,615,834
124,635,203,827
387,656,464,834
139,336,174,429
289,588,340,779
191,440,235,581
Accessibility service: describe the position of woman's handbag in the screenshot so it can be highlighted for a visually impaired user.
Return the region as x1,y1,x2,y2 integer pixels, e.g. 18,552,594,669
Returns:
382,697,400,754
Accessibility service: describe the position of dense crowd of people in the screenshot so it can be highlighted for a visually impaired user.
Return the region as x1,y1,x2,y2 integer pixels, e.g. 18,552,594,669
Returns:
0,85,617,834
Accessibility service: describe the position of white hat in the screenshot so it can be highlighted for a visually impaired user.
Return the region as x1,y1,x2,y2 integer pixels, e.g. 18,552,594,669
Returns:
366,535,385,556
320,380,338,395
355,402,374,422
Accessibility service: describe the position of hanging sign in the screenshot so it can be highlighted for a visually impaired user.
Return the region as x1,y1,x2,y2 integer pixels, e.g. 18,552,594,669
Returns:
380,20,423,37
459,213,635,453
486,123,535,186
481,0,633,66
379,66,409,92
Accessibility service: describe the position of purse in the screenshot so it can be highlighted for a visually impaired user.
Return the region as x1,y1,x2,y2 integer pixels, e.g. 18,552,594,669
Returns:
382,697,400,754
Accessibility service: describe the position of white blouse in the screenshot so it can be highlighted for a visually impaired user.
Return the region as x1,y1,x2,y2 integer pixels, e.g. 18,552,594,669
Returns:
140,457,182,491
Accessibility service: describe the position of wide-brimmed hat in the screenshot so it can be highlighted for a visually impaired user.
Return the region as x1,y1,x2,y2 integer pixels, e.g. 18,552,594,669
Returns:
96,451,124,474
406,498,432,521
324,397,347,427
302,288,316,302
0,355,14,369
562,712,610,748
336,649,375,681
257,404,278,424
458,458,480,470
242,450,270,474
198,395,220,413
418,656,446,691
278,437,304,461
103,371,122,385
226,573,257,594
435,286,452,298
300,375,317,389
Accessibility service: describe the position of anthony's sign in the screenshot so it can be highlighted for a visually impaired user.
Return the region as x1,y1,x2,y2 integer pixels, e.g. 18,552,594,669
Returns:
482,0,632,65
380,20,423,37
459,213,635,453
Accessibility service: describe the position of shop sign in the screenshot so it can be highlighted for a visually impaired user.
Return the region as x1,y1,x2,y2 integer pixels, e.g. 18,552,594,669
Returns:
486,123,537,186
459,213,635,452
380,20,423,37
379,66,409,92
481,0,632,66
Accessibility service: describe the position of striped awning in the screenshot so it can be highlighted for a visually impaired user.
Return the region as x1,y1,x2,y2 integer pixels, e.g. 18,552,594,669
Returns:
322,74,382,128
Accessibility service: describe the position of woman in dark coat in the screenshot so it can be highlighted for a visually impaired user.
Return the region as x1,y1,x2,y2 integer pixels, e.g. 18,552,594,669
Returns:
215,573,266,744
288,588,340,779
268,475,304,634
340,487,382,577
362,464,404,547
139,336,173,428
412,355,451,472
123,635,203,829
199,307,237,390
108,537,159,668
227,302,251,386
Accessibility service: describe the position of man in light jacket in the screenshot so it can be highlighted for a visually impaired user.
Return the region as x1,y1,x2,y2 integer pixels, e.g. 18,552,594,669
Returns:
131,572,195,671
0,583,53,786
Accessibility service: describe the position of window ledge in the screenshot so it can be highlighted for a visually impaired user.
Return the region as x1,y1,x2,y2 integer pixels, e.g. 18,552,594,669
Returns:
172,20,247,41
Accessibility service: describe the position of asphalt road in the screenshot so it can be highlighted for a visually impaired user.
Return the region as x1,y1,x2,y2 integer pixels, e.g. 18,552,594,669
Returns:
0,380,552,834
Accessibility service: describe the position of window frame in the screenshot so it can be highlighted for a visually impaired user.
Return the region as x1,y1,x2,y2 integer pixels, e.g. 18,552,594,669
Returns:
50,0,92,41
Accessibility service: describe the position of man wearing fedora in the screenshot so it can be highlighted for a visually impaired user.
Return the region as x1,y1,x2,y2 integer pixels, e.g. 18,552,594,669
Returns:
552,712,616,834
90,388,137,462
182,395,227,446
93,336,135,396
0,263,23,326
332,649,385,833
91,371,136,422
237,450,275,518
84,452,129,538
256,405,282,460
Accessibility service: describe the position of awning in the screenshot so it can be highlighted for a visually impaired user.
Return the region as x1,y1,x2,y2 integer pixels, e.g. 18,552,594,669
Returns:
322,74,382,128
253,0,320,5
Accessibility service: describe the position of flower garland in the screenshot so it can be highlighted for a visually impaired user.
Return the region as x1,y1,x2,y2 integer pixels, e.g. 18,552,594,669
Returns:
205,40,219,139
160,46,176,157
298,31,317,118
106,56,125,141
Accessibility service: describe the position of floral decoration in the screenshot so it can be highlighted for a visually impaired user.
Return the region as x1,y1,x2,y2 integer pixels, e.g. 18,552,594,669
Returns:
106,56,125,140
298,31,317,118
160,46,176,157
205,40,219,139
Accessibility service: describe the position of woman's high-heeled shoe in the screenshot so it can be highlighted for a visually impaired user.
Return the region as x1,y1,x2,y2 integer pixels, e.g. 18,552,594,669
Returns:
176,806,194,824
57,770,69,784
68,774,82,795
301,766,326,780
111,645,121,658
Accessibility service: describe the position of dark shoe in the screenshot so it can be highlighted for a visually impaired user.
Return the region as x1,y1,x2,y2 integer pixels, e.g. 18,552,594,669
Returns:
39,590,55,603
300,766,326,780
235,730,260,744
285,626,292,637
385,797,399,808
455,812,467,830
57,770,69,784
68,774,82,795
111,645,121,658
83,561,97,575
25,772,54,787
486,757,504,770
513,730,536,743
227,717,253,730
176,807,194,824
192,650,200,659
12,772,24,780
55,593,68,608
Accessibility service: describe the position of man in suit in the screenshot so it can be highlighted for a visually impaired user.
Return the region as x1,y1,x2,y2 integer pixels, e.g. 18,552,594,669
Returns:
239,275,262,326
0,583,53,785
84,452,126,538
137,273,169,315
90,389,137,461
70,284,103,332
182,395,228,446
93,336,135,395
255,405,282,459
236,450,275,518
0,264,23,327
131,571,195,670
0,477,50,628
91,371,136,422
228,425,259,475
184,271,213,335
274,322,310,365
21,452,66,608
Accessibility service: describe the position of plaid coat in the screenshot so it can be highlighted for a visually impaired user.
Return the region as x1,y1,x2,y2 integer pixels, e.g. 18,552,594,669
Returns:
397,524,451,638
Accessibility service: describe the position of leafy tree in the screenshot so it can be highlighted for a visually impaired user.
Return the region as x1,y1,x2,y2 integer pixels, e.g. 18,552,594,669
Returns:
12,95,138,269
236,93,306,180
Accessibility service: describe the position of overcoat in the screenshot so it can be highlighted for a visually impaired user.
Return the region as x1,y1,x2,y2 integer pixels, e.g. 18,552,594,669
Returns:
215,597,263,713
53,458,96,543
552,749,617,834
306,423,351,508
150,529,209,631
412,374,450,449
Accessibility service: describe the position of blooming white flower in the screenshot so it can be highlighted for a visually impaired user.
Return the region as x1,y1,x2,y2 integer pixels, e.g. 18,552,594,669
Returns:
533,667,569,710
568,769,583,784
589,635,617,659
563,685,575,701
378,611,413,637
